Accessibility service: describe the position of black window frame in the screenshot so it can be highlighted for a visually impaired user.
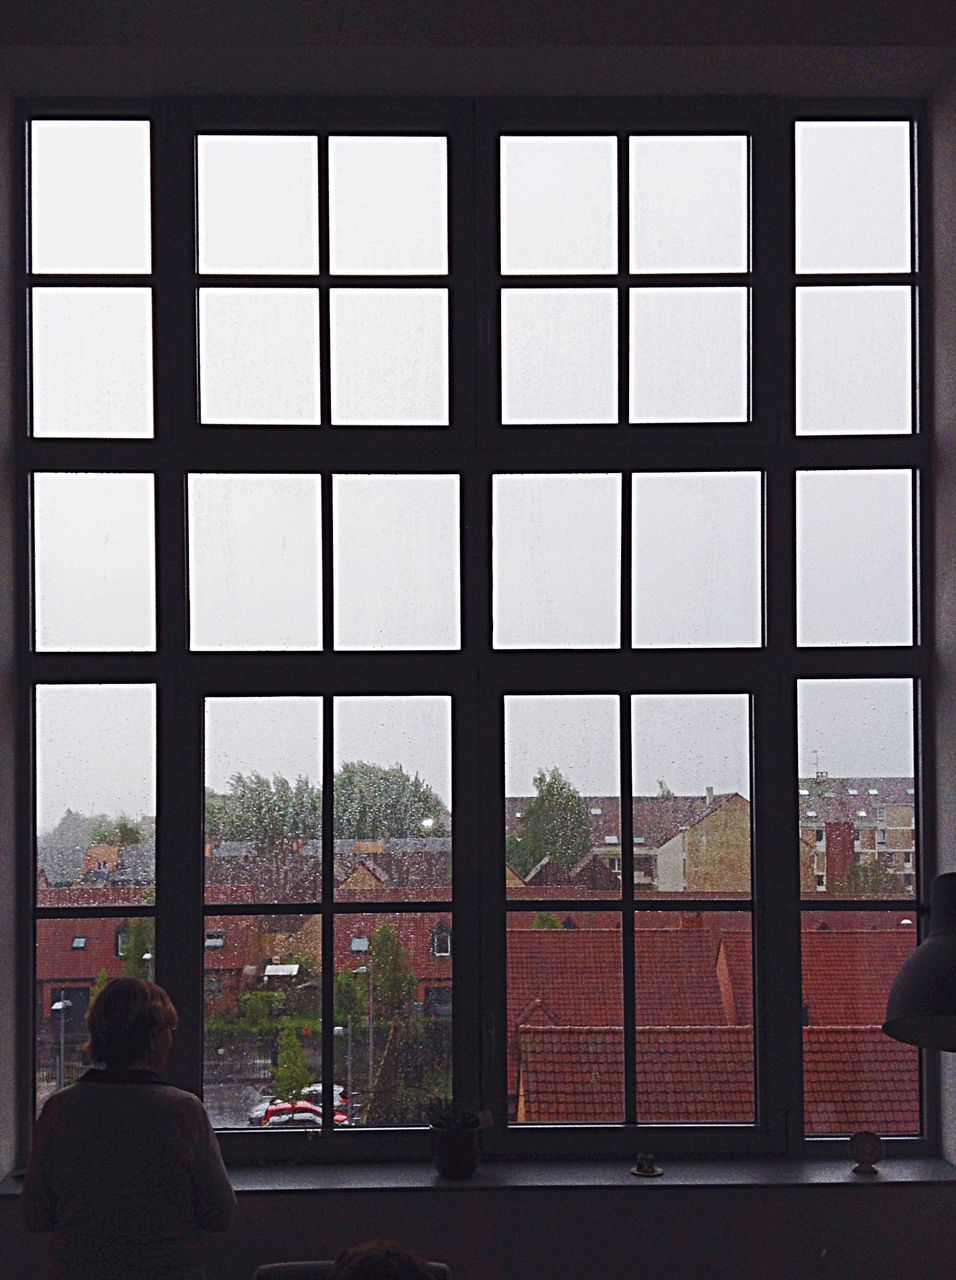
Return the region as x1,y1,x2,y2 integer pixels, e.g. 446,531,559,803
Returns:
17,93,934,1164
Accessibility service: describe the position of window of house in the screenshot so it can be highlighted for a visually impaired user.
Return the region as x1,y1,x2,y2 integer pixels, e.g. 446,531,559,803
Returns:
431,923,452,958
70,936,86,950
24,96,928,1160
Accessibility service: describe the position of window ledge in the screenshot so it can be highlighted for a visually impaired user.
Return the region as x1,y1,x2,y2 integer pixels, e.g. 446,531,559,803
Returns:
4,1157,953,1199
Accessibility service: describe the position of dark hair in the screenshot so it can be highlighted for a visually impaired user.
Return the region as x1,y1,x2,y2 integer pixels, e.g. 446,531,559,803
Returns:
83,977,177,1069
330,1240,433,1280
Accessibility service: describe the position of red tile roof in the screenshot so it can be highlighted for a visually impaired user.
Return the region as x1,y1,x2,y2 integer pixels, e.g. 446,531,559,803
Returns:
634,927,727,1025
507,928,622,1096
517,1026,624,1123
516,1026,754,1124
636,1026,754,1123
803,1026,919,1135
802,929,913,1025
517,1025,918,1133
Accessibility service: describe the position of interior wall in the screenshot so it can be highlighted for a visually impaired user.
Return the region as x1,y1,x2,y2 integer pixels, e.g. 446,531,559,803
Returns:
5,1179,956,1280
931,74,956,1162
3,30,956,1279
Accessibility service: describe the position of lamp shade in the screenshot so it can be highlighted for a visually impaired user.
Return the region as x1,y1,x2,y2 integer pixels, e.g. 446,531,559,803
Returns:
883,873,956,1050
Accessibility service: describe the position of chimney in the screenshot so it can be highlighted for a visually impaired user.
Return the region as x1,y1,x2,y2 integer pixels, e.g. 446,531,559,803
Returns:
706,786,714,806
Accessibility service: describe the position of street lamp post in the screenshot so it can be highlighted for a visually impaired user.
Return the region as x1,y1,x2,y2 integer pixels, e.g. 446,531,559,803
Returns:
51,992,73,1090
351,964,372,1113
334,1019,354,1124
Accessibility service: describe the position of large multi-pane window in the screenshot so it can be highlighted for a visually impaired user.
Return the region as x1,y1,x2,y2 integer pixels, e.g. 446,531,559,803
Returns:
23,98,930,1159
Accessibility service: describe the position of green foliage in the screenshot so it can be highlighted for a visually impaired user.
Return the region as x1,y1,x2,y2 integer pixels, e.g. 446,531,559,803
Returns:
214,772,322,892
334,760,445,840
271,1025,316,1105
833,859,906,897
237,989,286,1034
504,833,534,878
513,767,591,873
119,917,154,980
90,967,109,1006
370,921,416,1020
532,911,563,930
204,788,227,840
334,970,366,1027
90,816,142,846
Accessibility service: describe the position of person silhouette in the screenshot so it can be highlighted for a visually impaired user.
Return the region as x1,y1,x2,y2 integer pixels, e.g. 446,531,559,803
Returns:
330,1240,436,1280
22,976,235,1280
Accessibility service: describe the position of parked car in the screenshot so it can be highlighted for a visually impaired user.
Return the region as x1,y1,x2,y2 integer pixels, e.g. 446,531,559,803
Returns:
248,1082,348,1127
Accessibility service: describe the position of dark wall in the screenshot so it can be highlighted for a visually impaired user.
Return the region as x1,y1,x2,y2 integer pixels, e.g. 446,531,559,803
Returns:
4,1180,956,1280
3,24,956,1280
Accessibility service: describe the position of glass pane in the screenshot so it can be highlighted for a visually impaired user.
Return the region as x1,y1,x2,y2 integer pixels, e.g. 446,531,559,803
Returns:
335,912,452,1127
796,470,913,647
204,697,322,905
30,120,151,274
500,136,617,275
34,473,156,652
802,912,919,1135
329,137,448,276
493,473,621,650
37,685,156,908
329,289,448,426
632,472,761,648
197,135,319,275
797,679,916,900
795,121,911,274
188,474,321,651
508,912,623,1122
505,695,621,900
198,288,320,425
632,694,751,898
636,911,754,1123
796,286,912,436
501,288,618,424
334,697,451,902
203,913,322,1129
629,135,748,274
31,288,153,439
36,916,155,1110
333,475,460,651
629,287,749,424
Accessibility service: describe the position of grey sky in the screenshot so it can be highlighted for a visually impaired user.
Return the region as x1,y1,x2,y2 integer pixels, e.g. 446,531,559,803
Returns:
30,126,916,829
505,692,752,798
797,678,914,778
36,685,156,834
204,695,452,807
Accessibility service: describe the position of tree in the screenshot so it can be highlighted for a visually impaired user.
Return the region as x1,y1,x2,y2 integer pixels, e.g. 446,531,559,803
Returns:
90,816,142,846
90,967,109,1006
532,911,563,930
237,989,286,1035
334,970,365,1027
119,917,154,980
334,761,445,840
271,1024,315,1105
370,922,416,1020
514,768,591,873
215,772,322,894
834,860,906,897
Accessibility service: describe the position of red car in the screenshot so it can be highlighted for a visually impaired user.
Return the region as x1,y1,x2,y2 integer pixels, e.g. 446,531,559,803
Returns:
257,1094,349,1128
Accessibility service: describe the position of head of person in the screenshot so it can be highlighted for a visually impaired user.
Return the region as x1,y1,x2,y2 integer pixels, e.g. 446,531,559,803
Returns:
83,977,178,1072
330,1240,433,1280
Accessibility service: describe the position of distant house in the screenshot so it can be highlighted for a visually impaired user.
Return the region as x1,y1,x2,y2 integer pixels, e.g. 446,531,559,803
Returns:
797,775,915,894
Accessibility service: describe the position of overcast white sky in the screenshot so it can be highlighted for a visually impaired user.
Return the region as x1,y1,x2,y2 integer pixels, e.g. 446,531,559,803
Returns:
31,124,917,831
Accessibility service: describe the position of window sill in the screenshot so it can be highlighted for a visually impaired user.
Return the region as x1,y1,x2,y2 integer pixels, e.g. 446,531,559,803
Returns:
5,1157,953,1199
